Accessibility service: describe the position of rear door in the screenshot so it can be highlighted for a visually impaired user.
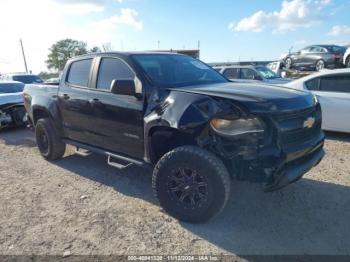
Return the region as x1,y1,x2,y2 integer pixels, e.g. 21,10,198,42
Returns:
58,58,94,143
306,74,350,132
86,56,145,158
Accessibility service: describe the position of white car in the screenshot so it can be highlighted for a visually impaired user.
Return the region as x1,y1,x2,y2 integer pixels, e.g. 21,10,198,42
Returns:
343,47,350,68
284,68,350,133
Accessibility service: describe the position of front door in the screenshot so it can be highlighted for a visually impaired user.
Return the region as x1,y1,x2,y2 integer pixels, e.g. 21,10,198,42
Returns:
86,57,145,159
313,74,350,132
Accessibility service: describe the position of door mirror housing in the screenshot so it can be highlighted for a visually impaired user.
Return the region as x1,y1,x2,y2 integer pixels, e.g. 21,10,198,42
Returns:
110,79,136,96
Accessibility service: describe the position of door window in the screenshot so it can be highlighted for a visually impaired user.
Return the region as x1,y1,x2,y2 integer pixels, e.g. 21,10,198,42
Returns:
67,59,93,87
97,58,135,90
320,75,350,93
305,78,320,91
223,68,240,79
240,68,258,80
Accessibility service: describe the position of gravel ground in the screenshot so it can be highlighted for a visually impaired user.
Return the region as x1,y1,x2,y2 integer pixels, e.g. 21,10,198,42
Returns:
0,128,349,256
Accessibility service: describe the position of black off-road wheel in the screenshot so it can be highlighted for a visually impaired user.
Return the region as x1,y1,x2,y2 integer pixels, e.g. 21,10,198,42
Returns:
152,146,231,223
35,118,66,161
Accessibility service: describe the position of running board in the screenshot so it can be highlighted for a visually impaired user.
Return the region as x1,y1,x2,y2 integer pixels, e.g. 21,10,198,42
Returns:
63,139,149,170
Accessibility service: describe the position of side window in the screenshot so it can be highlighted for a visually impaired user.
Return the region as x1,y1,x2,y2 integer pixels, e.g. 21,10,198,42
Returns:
97,58,135,90
240,68,258,80
223,68,239,79
305,78,320,91
300,46,312,54
320,75,350,93
67,59,93,87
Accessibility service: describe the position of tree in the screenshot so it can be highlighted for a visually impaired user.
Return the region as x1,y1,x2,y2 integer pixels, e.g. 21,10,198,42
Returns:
46,39,88,71
89,46,102,53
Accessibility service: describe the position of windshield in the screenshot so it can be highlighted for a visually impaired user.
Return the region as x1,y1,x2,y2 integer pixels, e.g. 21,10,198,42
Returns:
132,54,227,88
12,75,43,84
0,83,24,93
255,66,278,79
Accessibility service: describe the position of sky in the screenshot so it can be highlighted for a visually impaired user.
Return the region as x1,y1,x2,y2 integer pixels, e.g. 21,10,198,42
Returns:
0,0,349,74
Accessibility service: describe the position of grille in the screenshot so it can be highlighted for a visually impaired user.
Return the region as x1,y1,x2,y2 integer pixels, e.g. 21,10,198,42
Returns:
272,105,322,148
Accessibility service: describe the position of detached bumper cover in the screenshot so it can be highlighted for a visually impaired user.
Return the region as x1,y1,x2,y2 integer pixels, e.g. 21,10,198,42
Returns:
264,144,325,192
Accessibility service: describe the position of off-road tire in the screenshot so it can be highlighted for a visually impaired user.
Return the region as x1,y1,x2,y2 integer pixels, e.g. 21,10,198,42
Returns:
152,146,231,223
35,118,66,160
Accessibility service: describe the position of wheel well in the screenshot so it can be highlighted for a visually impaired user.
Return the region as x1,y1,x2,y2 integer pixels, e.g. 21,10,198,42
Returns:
32,109,50,125
149,127,197,164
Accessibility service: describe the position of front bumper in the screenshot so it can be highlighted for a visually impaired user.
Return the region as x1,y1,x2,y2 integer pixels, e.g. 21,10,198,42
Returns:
264,144,324,192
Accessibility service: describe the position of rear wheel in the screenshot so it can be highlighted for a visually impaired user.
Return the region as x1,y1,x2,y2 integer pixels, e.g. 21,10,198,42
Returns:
315,60,325,71
35,118,66,160
152,146,231,223
346,56,350,68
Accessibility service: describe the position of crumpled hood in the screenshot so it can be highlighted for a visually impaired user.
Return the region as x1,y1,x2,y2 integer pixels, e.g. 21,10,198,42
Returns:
171,82,315,113
0,92,23,107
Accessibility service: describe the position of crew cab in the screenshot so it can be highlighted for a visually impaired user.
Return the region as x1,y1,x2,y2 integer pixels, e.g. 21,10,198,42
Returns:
24,52,325,223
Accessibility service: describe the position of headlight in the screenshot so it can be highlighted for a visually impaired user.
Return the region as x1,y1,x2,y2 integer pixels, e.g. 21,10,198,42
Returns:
210,118,264,136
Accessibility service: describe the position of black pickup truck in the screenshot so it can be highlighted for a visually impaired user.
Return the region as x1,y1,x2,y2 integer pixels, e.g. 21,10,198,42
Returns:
24,52,325,223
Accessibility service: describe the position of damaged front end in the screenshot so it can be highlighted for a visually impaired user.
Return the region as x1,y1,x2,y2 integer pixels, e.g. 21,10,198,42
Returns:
198,100,325,192
0,103,27,129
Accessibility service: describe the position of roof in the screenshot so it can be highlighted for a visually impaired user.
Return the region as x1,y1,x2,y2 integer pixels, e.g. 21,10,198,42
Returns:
284,68,350,86
72,51,187,60
0,80,24,85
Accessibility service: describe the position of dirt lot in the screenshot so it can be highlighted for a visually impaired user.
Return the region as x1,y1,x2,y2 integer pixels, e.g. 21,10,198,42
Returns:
0,128,350,256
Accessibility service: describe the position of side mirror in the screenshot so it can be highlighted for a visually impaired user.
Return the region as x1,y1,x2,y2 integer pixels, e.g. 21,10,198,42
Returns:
110,79,136,96
254,75,263,81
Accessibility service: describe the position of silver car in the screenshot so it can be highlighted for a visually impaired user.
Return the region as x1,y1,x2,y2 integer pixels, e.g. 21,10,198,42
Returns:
214,65,291,85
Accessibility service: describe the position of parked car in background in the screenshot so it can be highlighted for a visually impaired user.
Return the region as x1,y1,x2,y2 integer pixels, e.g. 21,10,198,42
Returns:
214,65,291,85
44,77,60,85
343,47,350,68
283,45,346,71
24,52,324,223
284,68,350,133
0,81,27,128
1,73,43,84
266,61,286,77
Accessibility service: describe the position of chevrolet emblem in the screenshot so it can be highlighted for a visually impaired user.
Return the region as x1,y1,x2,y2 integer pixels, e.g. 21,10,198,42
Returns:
303,117,315,129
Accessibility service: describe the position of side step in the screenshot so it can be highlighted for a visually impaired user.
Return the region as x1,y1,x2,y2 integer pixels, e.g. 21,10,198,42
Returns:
63,139,149,170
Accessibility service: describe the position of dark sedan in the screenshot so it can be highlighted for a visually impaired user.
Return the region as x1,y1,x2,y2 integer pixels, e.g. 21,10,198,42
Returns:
284,45,346,71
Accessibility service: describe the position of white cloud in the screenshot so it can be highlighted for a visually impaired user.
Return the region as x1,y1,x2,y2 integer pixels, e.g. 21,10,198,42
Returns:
229,0,332,33
97,8,143,31
0,0,142,74
328,25,350,36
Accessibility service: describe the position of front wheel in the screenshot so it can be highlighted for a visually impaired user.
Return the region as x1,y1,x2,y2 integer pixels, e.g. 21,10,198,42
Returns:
152,146,231,223
315,60,325,71
35,118,66,160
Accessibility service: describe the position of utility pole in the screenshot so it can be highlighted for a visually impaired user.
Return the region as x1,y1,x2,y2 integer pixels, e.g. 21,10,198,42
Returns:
19,39,28,73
